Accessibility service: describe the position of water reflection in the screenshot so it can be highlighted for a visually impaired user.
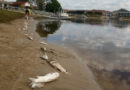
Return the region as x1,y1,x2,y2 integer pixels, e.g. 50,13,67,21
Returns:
36,19,130,90
36,20,61,37
72,19,130,28
90,65,130,84
89,65,130,90
111,20,130,28
71,19,107,26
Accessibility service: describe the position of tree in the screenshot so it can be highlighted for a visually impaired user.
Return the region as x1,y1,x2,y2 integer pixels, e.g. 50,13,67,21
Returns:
37,0,44,10
45,0,62,13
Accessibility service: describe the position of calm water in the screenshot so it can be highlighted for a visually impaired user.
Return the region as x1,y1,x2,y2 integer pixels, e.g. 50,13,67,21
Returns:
36,19,130,90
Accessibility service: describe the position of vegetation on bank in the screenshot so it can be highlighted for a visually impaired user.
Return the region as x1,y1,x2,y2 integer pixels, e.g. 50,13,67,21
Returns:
0,9,24,23
120,17,130,20
46,0,62,13
87,14,102,18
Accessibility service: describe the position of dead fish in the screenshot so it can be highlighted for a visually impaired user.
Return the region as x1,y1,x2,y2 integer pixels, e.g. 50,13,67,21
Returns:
24,26,28,30
25,34,33,40
41,47,47,52
28,36,33,40
50,60,68,74
41,53,48,60
22,27,26,31
40,41,47,45
29,72,60,88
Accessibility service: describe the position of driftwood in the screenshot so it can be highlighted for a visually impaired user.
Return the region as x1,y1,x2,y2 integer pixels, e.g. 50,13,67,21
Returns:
29,72,60,88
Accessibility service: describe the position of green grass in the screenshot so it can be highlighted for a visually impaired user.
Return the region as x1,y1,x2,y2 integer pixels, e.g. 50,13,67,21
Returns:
0,9,24,23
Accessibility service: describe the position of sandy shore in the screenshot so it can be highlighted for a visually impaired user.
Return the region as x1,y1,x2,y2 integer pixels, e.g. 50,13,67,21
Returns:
0,18,102,90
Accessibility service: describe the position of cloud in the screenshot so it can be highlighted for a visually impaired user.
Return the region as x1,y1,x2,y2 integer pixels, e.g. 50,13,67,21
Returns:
57,0,130,11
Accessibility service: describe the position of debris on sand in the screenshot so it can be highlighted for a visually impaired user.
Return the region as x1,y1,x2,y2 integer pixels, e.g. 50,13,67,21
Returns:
50,60,68,74
41,47,47,52
41,53,48,60
29,72,60,88
40,41,48,45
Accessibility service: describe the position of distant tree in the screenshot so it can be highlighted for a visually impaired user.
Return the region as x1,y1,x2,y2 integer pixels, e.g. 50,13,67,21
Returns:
17,0,28,2
45,0,62,13
37,0,44,10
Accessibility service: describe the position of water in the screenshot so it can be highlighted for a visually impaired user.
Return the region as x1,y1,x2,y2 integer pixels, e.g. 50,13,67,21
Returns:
36,19,130,90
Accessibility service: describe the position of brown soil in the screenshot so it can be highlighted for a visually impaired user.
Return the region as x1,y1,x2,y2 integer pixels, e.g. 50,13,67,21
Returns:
0,18,101,90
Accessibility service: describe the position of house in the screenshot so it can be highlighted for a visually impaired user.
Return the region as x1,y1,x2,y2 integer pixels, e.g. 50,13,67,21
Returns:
112,9,130,17
65,10,87,15
87,10,110,16
11,2,34,8
0,0,10,9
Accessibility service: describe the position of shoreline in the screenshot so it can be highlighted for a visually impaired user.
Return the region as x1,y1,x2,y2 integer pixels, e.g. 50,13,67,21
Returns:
0,18,101,90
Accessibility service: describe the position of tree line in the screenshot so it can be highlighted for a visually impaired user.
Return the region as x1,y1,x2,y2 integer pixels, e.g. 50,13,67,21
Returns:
17,0,62,13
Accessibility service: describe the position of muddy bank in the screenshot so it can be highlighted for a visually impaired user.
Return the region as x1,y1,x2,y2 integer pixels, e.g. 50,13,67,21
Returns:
0,18,101,90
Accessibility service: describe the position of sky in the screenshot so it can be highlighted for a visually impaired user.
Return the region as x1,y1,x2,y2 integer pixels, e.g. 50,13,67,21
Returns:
6,0,130,11
57,0,130,11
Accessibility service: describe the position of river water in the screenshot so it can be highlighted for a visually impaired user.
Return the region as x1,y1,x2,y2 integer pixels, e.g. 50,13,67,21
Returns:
36,19,130,90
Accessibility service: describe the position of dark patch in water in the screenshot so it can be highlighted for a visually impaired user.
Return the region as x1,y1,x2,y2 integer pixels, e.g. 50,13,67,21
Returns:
36,21,61,37
89,65,130,85
112,70,130,84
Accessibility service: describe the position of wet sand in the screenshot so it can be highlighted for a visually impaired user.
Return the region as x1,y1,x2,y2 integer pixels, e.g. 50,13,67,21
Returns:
0,18,101,90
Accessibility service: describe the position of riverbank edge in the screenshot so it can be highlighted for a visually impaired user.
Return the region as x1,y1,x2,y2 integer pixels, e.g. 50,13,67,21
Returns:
0,17,102,90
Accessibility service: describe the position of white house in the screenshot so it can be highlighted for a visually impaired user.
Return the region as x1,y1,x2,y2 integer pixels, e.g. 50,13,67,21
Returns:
0,0,10,9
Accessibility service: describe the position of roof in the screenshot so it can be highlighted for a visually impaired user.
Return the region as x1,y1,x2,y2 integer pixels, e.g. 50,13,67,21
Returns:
11,2,27,6
88,9,110,13
118,9,129,12
113,9,130,13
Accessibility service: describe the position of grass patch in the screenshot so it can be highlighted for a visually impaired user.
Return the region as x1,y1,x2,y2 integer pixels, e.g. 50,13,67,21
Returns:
0,9,24,23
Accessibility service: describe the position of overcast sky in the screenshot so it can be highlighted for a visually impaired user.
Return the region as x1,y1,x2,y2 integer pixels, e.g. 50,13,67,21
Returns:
6,0,130,11
57,0,130,11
